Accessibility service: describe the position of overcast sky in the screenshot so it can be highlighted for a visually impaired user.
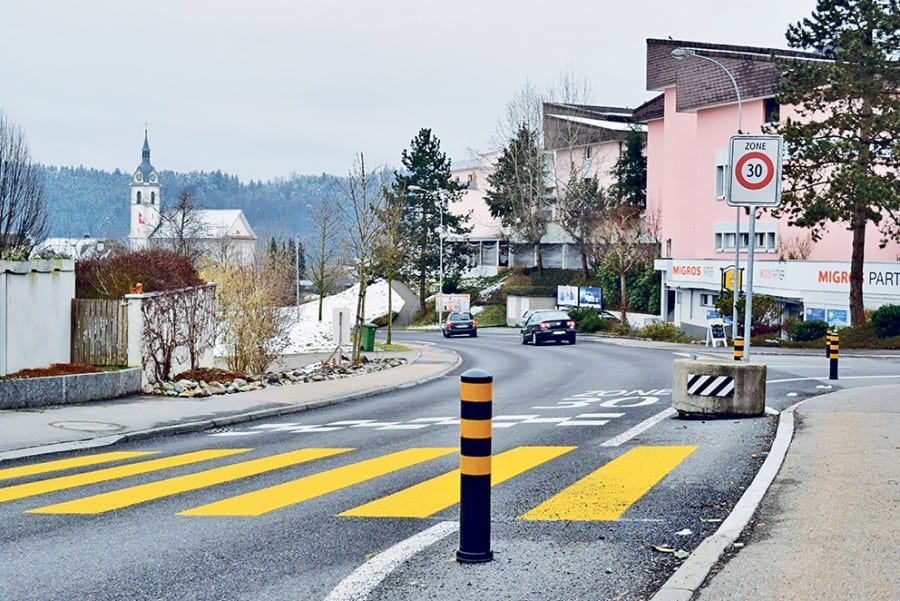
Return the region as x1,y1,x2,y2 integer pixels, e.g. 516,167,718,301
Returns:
1,1,817,183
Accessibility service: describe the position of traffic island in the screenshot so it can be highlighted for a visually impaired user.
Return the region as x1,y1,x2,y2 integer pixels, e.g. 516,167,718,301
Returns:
672,358,766,417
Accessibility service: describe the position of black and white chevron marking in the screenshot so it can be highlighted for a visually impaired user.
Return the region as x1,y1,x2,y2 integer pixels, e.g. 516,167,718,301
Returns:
686,374,734,397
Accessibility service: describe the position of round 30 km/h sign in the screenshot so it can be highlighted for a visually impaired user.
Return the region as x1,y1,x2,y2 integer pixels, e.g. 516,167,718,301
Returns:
727,135,783,207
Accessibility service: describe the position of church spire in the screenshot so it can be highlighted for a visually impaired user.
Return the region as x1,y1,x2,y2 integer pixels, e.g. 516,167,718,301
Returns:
142,127,150,162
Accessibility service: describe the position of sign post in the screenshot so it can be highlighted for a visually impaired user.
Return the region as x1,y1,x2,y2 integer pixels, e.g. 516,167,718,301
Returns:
727,135,783,362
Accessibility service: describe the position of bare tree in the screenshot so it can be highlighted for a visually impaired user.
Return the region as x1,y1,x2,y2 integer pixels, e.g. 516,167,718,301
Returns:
305,194,345,321
557,165,608,279
373,184,410,344
140,283,216,383
154,189,206,265
0,112,48,256
591,206,659,323
203,253,292,375
338,153,383,365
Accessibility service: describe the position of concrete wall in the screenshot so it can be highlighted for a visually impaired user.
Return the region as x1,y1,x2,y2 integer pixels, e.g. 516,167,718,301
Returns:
0,259,75,377
0,367,142,409
506,295,557,326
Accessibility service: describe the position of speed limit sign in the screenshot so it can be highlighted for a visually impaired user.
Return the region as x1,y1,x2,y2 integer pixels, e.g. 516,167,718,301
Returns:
727,135,783,207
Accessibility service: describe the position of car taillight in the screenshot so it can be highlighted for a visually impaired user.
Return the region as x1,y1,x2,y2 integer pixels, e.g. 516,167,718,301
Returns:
472,320,477,327
445,321,452,328
568,320,576,327
539,322,550,329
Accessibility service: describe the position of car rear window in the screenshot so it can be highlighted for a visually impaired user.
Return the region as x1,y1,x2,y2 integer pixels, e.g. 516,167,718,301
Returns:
449,313,472,321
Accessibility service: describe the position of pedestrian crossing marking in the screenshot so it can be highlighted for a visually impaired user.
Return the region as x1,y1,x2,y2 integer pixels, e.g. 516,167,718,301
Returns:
0,451,158,482
339,446,576,518
178,447,457,517
519,446,697,521
27,448,353,515
0,449,250,503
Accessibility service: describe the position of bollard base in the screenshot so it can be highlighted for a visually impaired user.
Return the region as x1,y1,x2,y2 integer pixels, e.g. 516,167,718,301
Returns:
456,549,494,563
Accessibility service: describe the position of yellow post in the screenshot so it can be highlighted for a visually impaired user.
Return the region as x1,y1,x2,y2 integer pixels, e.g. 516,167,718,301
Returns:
456,369,493,563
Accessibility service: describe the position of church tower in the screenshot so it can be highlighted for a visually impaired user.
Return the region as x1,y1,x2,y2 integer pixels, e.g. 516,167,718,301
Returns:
128,129,161,249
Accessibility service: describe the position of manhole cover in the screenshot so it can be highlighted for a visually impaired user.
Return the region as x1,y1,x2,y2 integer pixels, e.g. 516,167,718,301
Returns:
49,421,126,433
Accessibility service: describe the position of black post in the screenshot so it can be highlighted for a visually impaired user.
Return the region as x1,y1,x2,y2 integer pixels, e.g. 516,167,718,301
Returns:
456,369,493,564
829,331,839,380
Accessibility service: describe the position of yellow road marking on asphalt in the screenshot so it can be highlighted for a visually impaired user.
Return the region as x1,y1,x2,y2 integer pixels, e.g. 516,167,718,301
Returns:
520,446,697,521
0,451,158,482
27,448,353,514
179,447,457,517
340,446,576,518
0,449,249,503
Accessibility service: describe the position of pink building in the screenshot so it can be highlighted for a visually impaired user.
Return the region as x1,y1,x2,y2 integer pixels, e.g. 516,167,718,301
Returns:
450,103,643,276
638,38,899,334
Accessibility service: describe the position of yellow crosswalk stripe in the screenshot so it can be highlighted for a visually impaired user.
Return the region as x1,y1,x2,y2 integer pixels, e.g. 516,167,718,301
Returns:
179,447,456,517
340,446,576,518
27,448,353,514
520,446,697,521
0,451,158,482
0,449,250,503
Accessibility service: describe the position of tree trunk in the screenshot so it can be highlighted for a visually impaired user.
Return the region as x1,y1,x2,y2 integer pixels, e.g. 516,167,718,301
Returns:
386,278,393,345
535,243,543,276
581,252,590,280
849,203,867,326
619,269,628,323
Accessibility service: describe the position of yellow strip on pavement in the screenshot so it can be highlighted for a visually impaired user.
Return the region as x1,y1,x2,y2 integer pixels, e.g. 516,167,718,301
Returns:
340,446,576,518
0,449,250,503
28,448,353,514
520,446,697,521
180,447,456,517
0,451,158,482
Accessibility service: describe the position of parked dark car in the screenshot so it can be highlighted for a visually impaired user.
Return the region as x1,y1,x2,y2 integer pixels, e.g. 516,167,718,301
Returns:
520,310,576,345
442,311,477,337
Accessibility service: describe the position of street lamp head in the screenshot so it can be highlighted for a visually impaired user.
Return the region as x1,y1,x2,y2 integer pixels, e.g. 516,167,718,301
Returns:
671,47,696,60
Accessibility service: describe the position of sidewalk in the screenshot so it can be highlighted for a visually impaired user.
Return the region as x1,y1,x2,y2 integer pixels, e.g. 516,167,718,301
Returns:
0,343,461,462
652,383,900,601
1,341,897,600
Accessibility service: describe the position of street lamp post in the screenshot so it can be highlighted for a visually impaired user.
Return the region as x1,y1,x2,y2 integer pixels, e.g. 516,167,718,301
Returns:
672,47,744,353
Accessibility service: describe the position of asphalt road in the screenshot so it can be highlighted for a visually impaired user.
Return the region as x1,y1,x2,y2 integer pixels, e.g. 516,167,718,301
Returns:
0,329,896,600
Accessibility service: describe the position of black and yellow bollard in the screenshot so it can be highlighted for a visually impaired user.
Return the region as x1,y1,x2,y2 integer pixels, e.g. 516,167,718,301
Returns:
825,329,832,358
733,337,744,361
828,330,839,380
456,369,494,563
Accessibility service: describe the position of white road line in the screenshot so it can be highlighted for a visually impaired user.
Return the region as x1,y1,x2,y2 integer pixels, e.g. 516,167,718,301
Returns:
601,408,676,447
323,521,458,601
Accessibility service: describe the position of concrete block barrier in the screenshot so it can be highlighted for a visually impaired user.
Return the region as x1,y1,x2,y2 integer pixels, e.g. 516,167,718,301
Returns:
673,359,766,417
0,368,142,410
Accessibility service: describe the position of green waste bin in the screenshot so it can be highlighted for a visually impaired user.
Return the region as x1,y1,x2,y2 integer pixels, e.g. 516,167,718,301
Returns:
361,323,377,352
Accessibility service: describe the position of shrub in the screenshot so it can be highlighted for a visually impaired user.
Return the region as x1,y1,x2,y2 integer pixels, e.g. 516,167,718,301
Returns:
568,307,603,333
637,321,691,342
871,304,900,338
792,319,829,342
77,248,203,299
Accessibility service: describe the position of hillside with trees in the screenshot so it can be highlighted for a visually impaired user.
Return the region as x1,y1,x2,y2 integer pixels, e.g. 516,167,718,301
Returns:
39,165,350,241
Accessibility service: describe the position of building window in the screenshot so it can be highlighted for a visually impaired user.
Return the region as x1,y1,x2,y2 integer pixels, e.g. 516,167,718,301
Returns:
714,221,778,253
136,191,141,204
700,293,718,307
151,192,156,204
467,172,477,190
764,98,780,124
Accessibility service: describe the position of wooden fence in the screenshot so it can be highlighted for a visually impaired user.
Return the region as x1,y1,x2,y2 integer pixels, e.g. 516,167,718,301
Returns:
71,299,128,366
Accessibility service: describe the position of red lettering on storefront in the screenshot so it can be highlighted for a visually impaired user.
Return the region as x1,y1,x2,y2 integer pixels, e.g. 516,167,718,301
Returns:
818,270,849,284
673,265,702,276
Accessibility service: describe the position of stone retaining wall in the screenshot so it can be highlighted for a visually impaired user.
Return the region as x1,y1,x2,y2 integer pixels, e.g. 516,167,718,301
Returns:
0,368,142,410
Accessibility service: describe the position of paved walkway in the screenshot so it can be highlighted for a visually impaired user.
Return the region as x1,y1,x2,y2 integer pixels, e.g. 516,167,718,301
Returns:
1,341,897,600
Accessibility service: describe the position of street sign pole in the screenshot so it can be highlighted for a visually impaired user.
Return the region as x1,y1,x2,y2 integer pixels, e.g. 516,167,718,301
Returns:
727,135,784,363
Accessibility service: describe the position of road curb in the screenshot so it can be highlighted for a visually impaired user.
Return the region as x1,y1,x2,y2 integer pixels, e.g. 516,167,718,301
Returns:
649,403,798,601
0,348,463,463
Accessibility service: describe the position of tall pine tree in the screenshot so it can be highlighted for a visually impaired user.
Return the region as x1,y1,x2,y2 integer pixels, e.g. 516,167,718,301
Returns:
392,129,469,311
773,0,900,325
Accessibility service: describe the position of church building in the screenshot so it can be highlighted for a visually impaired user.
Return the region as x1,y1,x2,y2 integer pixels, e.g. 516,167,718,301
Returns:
127,130,257,264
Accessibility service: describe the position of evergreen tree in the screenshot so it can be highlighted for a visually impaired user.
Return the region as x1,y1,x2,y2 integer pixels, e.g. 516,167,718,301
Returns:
485,124,552,274
392,128,469,311
610,127,647,209
772,0,900,325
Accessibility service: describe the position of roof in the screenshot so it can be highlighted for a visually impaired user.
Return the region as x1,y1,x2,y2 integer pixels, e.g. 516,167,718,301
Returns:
150,209,258,241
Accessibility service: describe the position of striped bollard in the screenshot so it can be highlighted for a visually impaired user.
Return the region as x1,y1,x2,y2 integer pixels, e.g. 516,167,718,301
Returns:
733,337,744,361
456,369,494,564
825,329,832,358
828,331,839,380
